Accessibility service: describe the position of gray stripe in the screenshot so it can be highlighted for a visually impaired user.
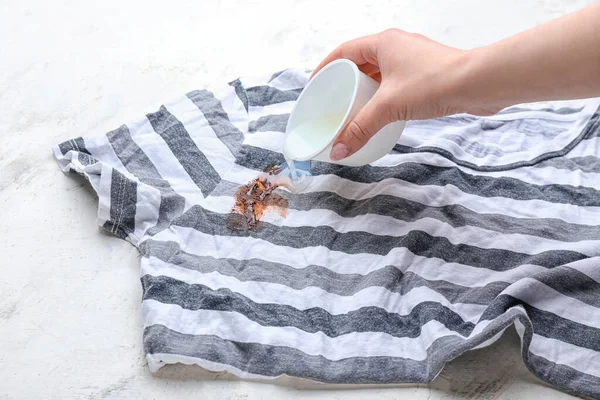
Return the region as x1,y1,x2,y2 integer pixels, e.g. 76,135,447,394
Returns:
207,179,240,196
312,160,600,207
160,280,590,343
106,125,185,235
141,274,476,338
404,116,569,144
173,207,588,270
107,125,165,180
525,304,600,353
482,295,600,352
102,220,128,240
526,353,600,399
393,106,600,172
209,179,600,243
479,119,508,131
186,89,246,158
146,106,220,197
245,85,301,108
214,142,281,170
77,152,96,166
248,114,289,133
289,191,600,242
536,154,600,173
227,79,249,112
476,296,600,399
237,144,285,172
103,169,137,239
516,308,600,399
443,133,505,158
143,309,520,384
58,137,88,156
140,239,508,305
267,70,286,83
211,129,600,207
533,265,600,308
435,115,478,124
502,118,569,138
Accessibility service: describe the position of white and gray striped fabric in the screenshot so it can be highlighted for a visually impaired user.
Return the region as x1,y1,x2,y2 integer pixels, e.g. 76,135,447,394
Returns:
54,68,600,399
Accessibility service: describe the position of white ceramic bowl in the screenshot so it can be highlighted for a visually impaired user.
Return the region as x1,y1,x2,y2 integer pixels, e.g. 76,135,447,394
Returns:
283,59,406,166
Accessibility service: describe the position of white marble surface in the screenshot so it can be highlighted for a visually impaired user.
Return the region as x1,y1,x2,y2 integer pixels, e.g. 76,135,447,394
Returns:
0,1,594,398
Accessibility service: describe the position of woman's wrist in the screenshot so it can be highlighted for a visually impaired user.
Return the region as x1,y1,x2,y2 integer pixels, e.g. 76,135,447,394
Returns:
444,46,512,117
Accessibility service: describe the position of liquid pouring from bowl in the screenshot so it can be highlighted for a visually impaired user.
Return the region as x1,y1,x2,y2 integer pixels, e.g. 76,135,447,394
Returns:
283,58,406,171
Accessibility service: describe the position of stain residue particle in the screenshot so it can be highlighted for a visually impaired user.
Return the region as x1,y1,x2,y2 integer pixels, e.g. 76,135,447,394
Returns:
228,176,288,232
262,162,282,175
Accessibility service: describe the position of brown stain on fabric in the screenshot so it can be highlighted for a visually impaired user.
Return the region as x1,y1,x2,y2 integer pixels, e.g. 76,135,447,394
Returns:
227,176,288,232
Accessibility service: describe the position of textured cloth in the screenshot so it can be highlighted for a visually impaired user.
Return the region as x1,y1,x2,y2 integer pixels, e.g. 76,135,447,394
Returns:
54,69,600,398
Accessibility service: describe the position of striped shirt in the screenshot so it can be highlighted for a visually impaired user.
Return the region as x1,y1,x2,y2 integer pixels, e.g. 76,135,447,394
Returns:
54,68,600,398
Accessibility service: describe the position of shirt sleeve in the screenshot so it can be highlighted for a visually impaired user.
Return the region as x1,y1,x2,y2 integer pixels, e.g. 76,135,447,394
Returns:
53,82,252,246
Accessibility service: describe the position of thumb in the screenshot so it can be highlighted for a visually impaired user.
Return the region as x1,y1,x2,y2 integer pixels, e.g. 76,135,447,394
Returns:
330,90,393,161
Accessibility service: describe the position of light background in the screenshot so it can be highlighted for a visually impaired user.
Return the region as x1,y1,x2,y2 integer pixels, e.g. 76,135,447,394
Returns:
0,1,595,398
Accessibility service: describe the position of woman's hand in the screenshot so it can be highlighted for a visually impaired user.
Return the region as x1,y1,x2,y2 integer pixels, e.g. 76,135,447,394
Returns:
312,29,478,161
315,1,600,161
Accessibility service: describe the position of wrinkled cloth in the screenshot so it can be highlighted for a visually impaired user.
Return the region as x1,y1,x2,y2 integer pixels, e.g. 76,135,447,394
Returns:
54,68,600,399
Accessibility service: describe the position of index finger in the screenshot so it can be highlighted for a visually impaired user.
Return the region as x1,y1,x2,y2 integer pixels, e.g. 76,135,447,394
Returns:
310,33,380,80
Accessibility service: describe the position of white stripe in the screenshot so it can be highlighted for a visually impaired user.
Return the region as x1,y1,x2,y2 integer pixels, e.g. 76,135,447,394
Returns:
267,69,309,91
471,328,507,350
52,145,72,173
96,163,113,227
152,226,548,288
216,130,600,228
397,98,600,168
557,135,600,159
180,173,598,258
217,126,600,227
505,99,596,113
169,160,599,259
199,195,235,213
568,257,600,283
244,130,285,153
133,183,161,239
224,163,264,184
484,111,580,122
142,300,494,361
83,132,129,173
529,334,600,378
212,84,249,135
165,96,236,177
504,278,600,330
126,117,205,209
155,184,598,263
55,148,113,228
373,140,600,189
239,72,275,89
248,101,295,122
81,160,102,196
305,175,600,226
172,110,600,230
79,133,141,187
272,209,599,257
142,257,486,322
514,318,527,351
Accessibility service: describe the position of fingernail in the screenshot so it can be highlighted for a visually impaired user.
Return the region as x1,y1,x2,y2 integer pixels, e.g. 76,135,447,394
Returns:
330,143,350,161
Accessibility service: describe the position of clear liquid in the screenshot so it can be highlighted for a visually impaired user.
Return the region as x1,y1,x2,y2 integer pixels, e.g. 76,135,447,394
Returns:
287,158,299,181
281,114,338,191
273,159,312,192
283,113,344,161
